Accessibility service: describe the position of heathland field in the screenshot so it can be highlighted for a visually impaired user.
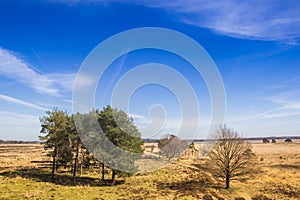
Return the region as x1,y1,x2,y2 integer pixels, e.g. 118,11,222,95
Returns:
0,140,299,200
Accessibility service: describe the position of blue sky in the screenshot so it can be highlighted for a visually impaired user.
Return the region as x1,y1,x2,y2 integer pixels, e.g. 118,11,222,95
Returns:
0,0,300,140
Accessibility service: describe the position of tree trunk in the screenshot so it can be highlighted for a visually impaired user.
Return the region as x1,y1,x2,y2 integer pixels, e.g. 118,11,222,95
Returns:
80,151,84,175
51,146,57,182
225,171,230,189
73,141,80,181
101,163,105,181
132,154,135,165
111,169,116,184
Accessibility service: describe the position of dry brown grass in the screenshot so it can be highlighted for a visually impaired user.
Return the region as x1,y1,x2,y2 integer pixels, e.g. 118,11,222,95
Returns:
0,144,50,171
250,141,300,199
0,140,299,199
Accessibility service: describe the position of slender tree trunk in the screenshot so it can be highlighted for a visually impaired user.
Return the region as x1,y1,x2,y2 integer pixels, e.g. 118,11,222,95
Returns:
51,156,55,181
132,154,135,165
80,151,84,175
225,171,230,189
51,146,57,182
55,146,59,171
73,141,80,181
111,169,116,184
101,163,105,181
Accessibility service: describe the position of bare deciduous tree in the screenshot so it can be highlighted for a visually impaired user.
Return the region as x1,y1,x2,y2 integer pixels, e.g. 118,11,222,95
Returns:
207,125,256,189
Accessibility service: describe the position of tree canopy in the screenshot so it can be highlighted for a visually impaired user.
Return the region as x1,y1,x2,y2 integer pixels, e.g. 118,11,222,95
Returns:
158,134,187,160
207,125,256,189
39,106,144,183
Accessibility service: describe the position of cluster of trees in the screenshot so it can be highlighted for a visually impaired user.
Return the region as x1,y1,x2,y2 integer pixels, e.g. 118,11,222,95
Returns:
262,138,277,143
40,106,255,190
39,106,144,183
157,134,188,160
157,135,197,160
262,138,293,143
262,138,269,143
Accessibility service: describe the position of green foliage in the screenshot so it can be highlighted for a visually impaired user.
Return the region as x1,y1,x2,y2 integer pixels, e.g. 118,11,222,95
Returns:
39,109,71,180
39,109,68,150
39,109,72,169
39,106,144,183
97,106,144,179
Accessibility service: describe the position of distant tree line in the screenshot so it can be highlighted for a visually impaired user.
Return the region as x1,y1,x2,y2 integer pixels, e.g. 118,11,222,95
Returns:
0,140,39,144
39,106,144,184
262,138,293,143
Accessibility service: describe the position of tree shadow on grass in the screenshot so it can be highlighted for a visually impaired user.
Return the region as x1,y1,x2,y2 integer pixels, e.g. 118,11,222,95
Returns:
156,172,223,199
0,167,124,187
191,163,210,171
272,164,300,170
30,160,52,169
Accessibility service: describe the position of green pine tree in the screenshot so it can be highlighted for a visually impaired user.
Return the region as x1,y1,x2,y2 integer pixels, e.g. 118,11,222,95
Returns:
39,109,70,181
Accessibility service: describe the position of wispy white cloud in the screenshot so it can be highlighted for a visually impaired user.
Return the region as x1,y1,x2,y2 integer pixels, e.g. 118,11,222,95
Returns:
0,111,38,124
228,74,300,122
74,74,96,90
0,93,47,111
61,99,73,103
244,107,299,120
268,92,300,115
128,113,146,120
48,73,76,92
0,48,59,95
237,89,300,120
0,111,40,140
143,0,300,43
0,48,76,96
51,0,300,43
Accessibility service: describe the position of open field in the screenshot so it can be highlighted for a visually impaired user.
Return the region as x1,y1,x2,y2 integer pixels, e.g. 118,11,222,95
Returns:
0,141,299,200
